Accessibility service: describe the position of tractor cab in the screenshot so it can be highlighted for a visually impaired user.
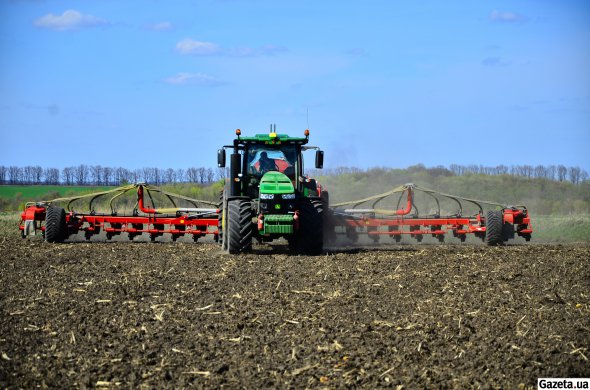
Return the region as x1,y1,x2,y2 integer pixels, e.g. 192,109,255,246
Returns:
217,126,324,199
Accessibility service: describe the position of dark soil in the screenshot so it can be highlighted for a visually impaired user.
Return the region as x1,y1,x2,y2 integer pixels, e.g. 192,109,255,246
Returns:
1,238,589,388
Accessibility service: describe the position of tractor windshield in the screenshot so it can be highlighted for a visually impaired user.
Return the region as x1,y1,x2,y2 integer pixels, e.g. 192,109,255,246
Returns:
247,145,297,178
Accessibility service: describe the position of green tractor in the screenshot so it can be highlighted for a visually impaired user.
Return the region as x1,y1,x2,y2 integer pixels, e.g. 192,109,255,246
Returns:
217,126,327,254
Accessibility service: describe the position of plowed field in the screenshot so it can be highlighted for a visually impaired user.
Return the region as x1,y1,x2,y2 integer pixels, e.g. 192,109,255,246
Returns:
1,238,589,388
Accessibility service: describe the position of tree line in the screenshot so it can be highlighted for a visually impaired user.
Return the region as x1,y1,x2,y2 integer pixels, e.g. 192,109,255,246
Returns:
0,165,228,186
311,164,589,185
0,163,587,186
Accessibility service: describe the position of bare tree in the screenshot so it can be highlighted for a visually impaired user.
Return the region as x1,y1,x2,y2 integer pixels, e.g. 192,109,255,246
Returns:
74,164,89,185
175,168,185,183
131,169,141,184
534,165,547,179
164,168,176,184
449,164,463,176
62,167,74,185
568,166,582,184
115,167,129,185
44,168,60,184
90,165,103,185
206,168,214,183
141,167,153,184
557,165,567,182
32,166,43,184
0,166,6,184
546,165,556,181
496,165,509,175
197,167,207,183
103,167,113,186
8,166,22,184
186,167,199,183
23,166,34,184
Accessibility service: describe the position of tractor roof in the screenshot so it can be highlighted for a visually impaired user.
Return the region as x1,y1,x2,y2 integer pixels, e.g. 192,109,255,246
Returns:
237,132,309,145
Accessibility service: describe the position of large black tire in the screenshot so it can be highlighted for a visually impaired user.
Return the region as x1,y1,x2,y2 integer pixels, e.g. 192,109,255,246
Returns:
293,197,323,255
485,210,503,246
502,221,515,241
45,206,67,243
227,199,253,254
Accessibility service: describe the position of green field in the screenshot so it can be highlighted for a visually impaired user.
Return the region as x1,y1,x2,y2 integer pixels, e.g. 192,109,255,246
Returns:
531,214,590,242
0,185,115,199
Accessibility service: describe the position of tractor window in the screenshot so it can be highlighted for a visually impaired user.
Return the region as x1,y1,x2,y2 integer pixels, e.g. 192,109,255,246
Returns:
247,145,297,177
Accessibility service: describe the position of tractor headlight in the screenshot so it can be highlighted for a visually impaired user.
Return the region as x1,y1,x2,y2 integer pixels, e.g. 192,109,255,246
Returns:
281,193,296,200
260,193,274,200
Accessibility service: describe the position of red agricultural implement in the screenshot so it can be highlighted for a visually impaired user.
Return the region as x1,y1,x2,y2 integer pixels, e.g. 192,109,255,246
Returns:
326,183,532,246
19,184,219,243
19,128,533,249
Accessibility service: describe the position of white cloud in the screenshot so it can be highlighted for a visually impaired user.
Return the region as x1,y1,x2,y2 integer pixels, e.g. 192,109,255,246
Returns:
165,72,226,86
490,10,525,23
176,39,221,55
175,38,286,57
146,22,174,31
33,10,109,31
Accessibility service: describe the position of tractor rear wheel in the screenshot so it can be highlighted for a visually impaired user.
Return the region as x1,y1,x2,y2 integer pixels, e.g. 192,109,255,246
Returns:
45,206,67,243
227,199,253,254
293,197,323,255
485,210,503,246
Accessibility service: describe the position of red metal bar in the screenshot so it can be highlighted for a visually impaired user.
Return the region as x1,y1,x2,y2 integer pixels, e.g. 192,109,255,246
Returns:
137,185,157,214
396,188,413,215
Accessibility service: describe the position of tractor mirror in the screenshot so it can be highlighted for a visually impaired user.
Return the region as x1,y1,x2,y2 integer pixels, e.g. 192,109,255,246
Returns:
217,149,226,168
315,150,324,169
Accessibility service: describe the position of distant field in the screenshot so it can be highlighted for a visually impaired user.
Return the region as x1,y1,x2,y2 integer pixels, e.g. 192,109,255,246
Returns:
531,214,590,242
0,185,115,199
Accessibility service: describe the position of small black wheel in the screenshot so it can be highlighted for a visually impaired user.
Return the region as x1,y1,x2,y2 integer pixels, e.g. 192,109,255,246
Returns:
368,226,380,243
45,206,67,243
346,226,359,243
485,210,503,246
227,199,253,254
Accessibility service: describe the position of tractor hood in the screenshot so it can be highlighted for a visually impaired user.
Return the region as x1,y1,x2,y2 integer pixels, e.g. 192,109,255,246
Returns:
259,171,294,194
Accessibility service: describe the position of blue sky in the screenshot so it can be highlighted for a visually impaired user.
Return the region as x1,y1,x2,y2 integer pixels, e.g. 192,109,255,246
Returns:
1,0,589,171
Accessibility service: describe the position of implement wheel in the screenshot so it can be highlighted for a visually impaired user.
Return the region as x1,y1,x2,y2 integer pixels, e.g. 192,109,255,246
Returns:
293,197,323,255
45,206,67,243
485,210,503,246
227,199,253,254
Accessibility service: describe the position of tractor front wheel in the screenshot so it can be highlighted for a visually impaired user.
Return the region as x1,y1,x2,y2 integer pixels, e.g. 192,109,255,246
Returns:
227,199,253,254
293,198,323,255
45,206,67,243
